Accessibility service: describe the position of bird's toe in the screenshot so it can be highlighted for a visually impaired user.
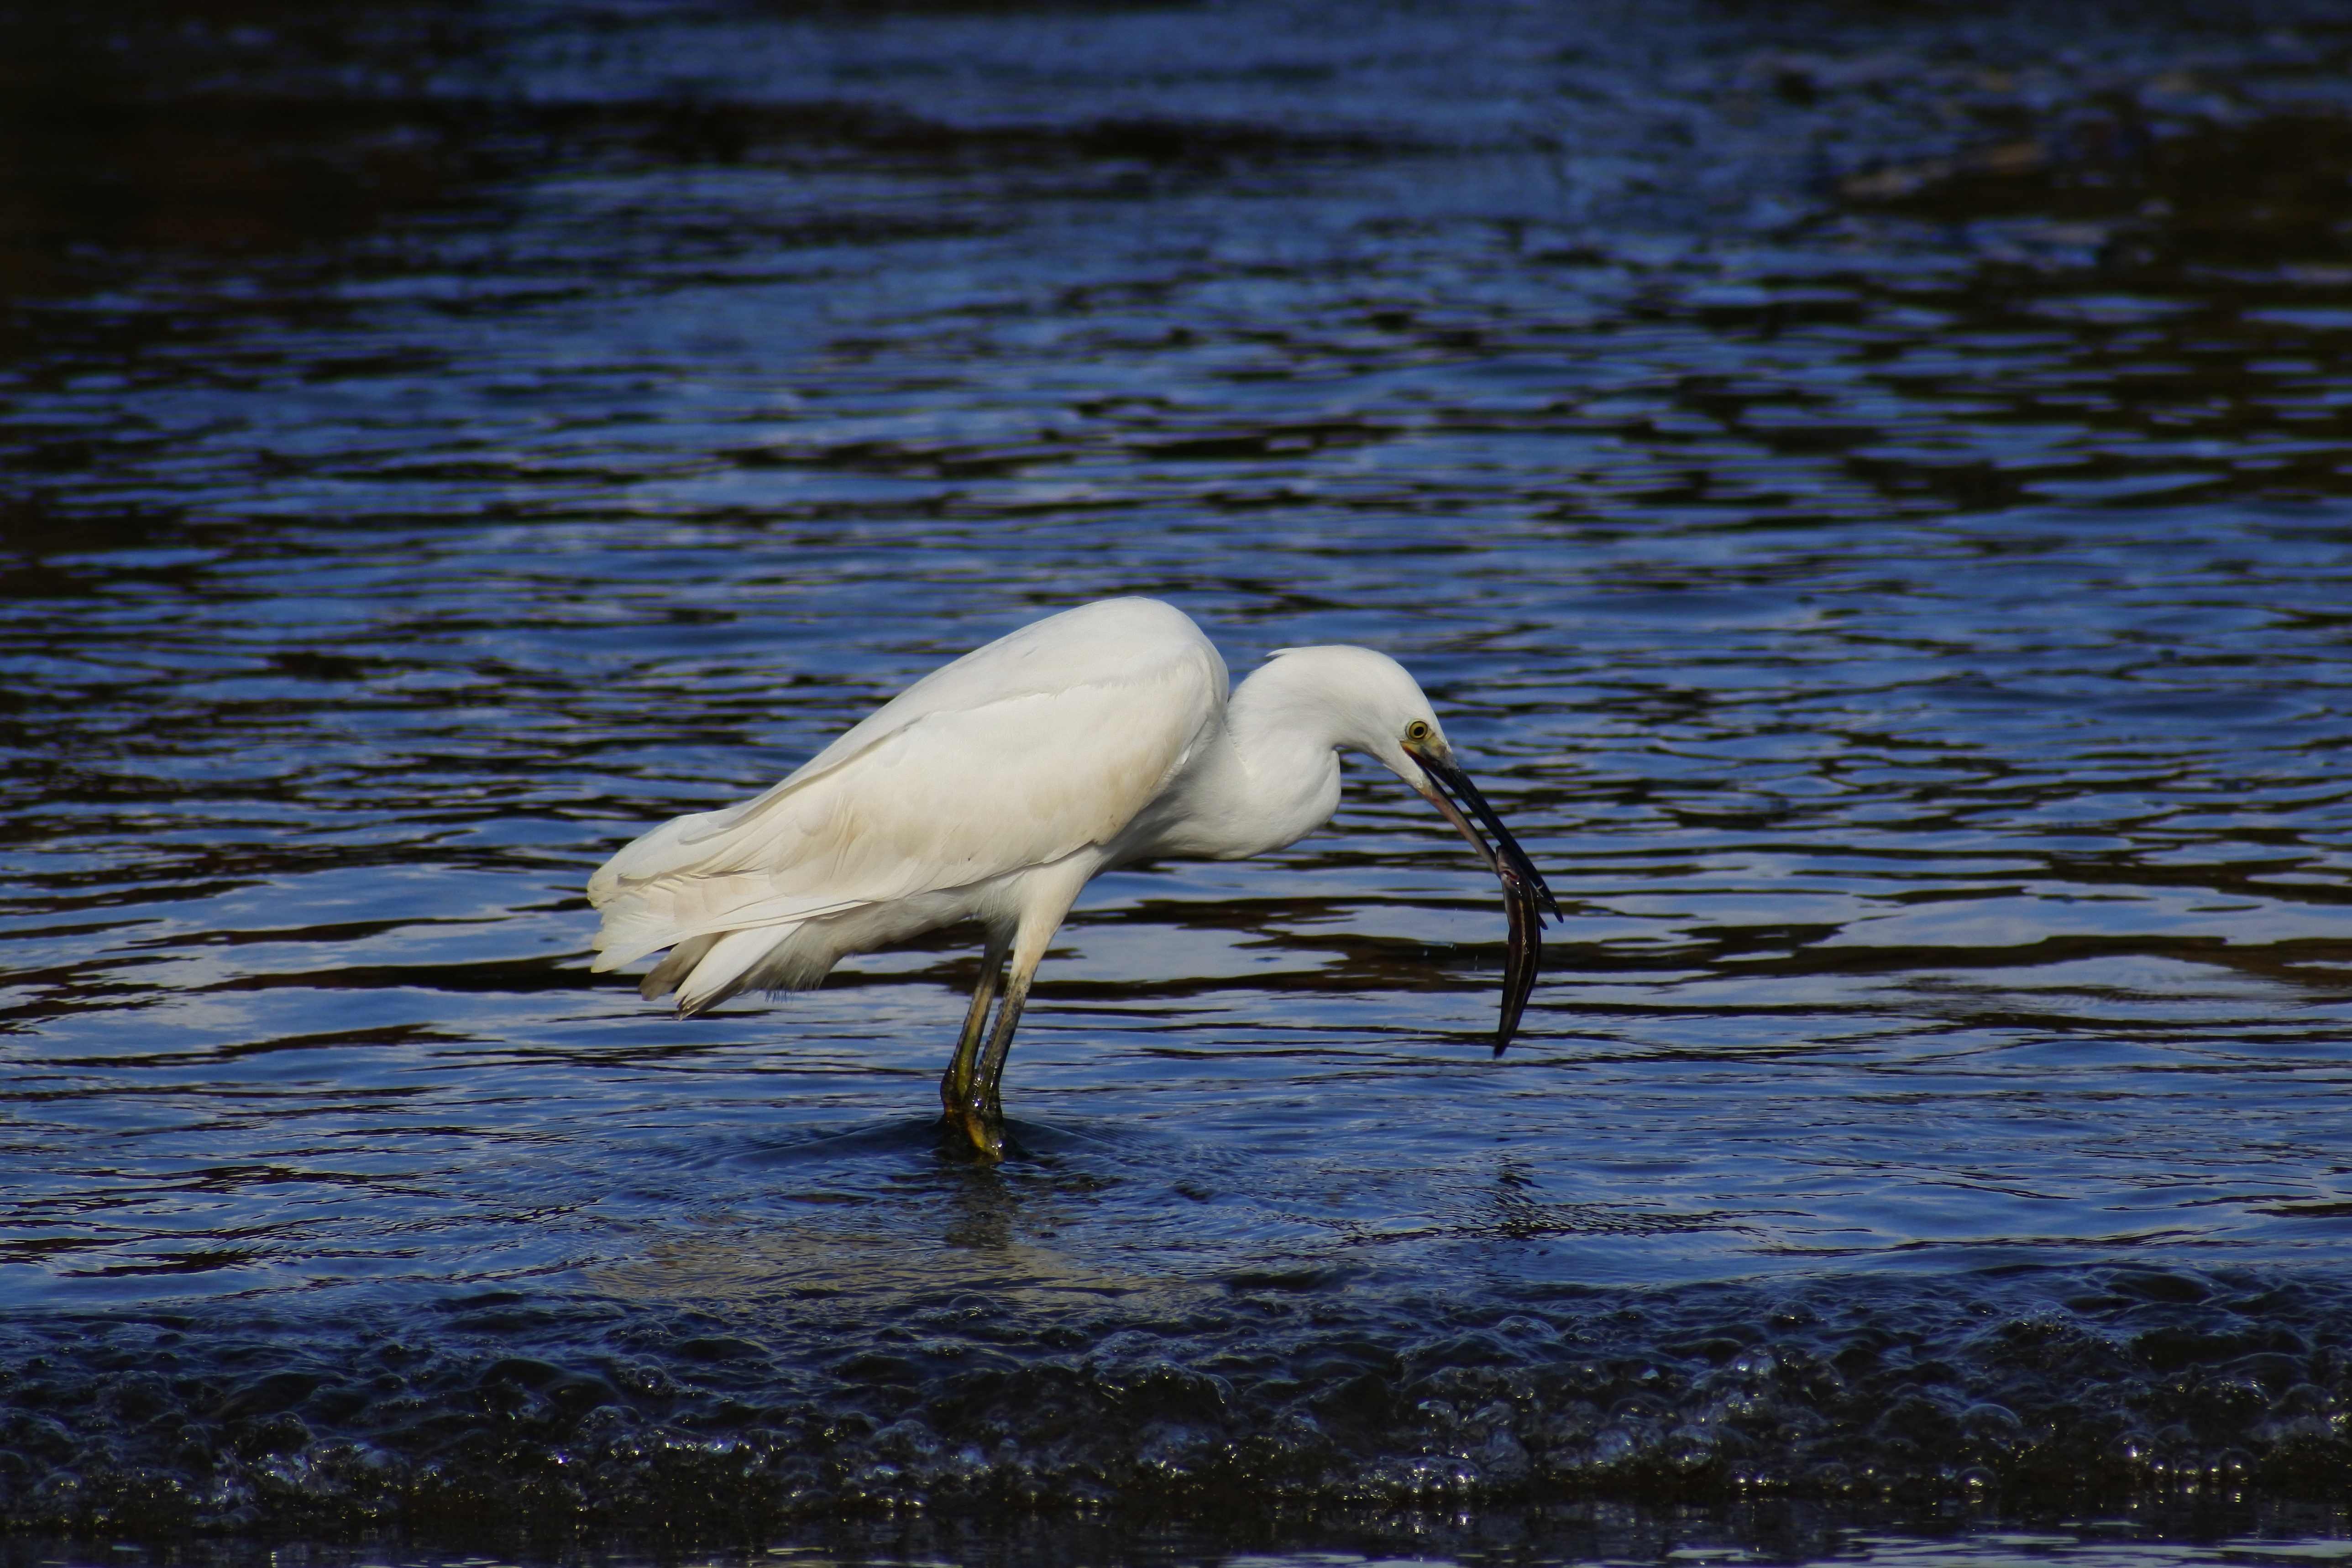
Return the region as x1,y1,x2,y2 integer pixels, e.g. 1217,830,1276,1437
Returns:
941,1104,1005,1162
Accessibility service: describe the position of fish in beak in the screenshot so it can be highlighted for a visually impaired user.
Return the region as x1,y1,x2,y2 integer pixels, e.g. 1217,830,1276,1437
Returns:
1404,739,1560,1055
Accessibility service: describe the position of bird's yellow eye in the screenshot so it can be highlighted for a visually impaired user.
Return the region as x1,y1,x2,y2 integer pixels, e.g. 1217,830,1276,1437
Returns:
1404,719,1433,744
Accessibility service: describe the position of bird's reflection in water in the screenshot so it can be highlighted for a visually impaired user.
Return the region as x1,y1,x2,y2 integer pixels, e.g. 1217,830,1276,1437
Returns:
937,1122,1034,1254
589,1116,1164,1310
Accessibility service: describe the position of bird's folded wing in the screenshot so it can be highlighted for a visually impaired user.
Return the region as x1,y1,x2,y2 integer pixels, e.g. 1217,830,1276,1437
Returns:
588,634,1223,969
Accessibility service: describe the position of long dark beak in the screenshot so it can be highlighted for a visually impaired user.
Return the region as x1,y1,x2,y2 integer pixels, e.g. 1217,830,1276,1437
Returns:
1406,742,1560,1056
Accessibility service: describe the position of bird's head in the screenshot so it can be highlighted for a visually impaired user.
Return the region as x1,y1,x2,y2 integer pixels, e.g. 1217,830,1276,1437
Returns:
1260,643,1560,1053
1260,643,1454,786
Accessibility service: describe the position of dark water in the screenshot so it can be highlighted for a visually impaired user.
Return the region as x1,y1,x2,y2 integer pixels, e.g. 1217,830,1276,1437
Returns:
5,0,2352,1558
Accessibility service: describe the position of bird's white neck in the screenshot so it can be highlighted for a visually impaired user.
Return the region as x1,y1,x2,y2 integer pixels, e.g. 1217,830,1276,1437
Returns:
1122,654,1357,863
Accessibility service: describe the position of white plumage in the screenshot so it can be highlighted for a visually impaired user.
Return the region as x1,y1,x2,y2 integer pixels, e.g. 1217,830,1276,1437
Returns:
588,597,1555,1156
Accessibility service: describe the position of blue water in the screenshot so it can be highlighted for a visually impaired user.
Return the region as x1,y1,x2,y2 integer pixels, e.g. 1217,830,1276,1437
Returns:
2,0,2350,1554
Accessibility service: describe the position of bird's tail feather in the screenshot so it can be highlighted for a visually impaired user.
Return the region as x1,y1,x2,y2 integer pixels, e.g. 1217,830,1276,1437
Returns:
638,934,719,1002
590,870,864,972
674,925,796,1016
666,921,856,1016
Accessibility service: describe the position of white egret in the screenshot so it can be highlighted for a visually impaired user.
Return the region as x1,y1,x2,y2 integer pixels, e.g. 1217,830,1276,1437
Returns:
588,597,1556,1157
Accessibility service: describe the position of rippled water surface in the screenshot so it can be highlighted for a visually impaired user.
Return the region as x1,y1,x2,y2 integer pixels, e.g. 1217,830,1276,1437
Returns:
4,0,2352,1555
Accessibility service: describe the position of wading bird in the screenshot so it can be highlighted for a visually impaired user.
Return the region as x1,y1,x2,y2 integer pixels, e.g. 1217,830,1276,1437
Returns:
588,598,1556,1158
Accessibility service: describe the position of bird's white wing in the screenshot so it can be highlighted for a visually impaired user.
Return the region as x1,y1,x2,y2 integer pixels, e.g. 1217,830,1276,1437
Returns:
588,599,1225,969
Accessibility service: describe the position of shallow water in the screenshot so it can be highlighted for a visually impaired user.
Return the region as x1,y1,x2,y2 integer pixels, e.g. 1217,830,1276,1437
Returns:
3,0,2352,1553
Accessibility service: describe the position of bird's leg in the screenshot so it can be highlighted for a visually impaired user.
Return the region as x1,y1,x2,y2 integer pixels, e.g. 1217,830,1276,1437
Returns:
940,929,1011,1118
973,963,1035,1123
944,862,1090,1161
945,963,1036,1159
